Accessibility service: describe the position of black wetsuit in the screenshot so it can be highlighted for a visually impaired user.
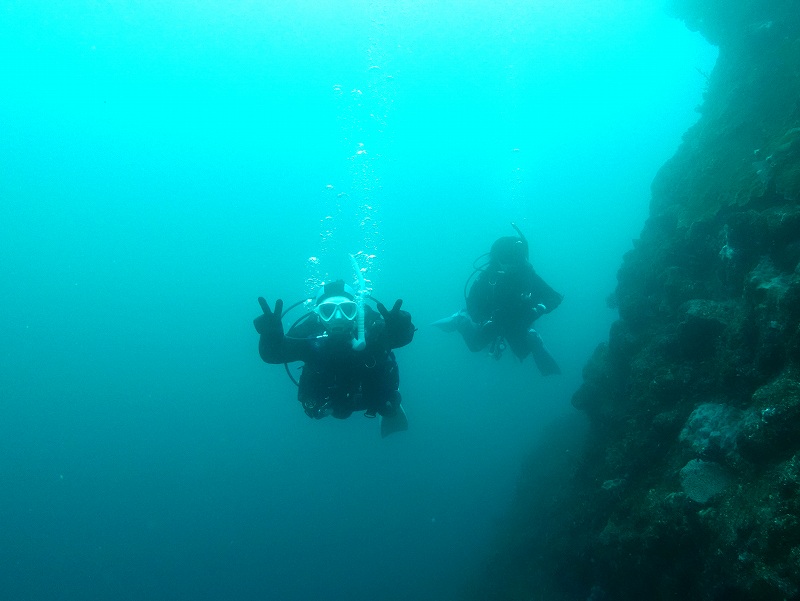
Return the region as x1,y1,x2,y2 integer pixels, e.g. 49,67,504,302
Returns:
464,262,563,360
258,305,415,419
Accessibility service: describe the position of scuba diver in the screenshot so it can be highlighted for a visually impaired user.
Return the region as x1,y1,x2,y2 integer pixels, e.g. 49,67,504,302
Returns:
253,277,415,438
433,224,563,375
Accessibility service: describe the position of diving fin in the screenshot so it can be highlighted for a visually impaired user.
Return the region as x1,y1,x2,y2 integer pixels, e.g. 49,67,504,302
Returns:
532,349,561,376
431,311,468,333
528,330,561,376
380,405,409,438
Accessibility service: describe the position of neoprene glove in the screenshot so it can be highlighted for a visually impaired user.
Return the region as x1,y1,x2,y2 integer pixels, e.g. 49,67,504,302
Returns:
377,299,415,345
529,303,547,322
377,299,407,327
254,297,284,336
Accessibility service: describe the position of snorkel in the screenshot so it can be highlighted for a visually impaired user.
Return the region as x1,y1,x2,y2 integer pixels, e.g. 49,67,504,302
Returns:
511,221,530,259
349,254,367,351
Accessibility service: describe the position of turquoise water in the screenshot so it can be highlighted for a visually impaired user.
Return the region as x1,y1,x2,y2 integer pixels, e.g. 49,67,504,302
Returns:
1,2,716,600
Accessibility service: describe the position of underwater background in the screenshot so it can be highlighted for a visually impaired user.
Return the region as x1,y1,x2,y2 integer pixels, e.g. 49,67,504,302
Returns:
1,2,717,600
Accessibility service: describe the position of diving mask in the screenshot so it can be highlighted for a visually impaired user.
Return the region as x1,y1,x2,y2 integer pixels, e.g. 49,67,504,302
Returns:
316,296,359,322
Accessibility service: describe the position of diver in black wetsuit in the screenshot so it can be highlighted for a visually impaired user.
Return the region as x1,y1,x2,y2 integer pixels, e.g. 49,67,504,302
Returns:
433,225,563,375
254,279,416,437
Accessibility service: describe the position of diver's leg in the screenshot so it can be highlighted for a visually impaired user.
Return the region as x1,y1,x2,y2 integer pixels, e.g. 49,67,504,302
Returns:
379,391,408,438
432,310,469,333
364,356,397,418
432,310,496,352
376,389,400,417
298,369,331,418
371,359,408,437
528,329,561,375
461,319,498,352
363,390,379,418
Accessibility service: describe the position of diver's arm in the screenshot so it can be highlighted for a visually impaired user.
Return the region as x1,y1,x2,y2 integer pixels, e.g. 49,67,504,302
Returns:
258,332,311,364
254,296,312,364
388,309,415,348
258,332,284,364
466,276,493,323
529,272,564,314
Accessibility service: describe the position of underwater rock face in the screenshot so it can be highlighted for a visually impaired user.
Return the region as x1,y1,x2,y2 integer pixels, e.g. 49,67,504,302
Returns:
468,1,800,600
737,377,800,462
679,402,742,459
679,459,730,503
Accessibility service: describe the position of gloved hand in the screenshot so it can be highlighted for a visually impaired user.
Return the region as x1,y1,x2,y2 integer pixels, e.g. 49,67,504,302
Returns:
253,297,284,336
377,299,413,337
531,303,547,320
